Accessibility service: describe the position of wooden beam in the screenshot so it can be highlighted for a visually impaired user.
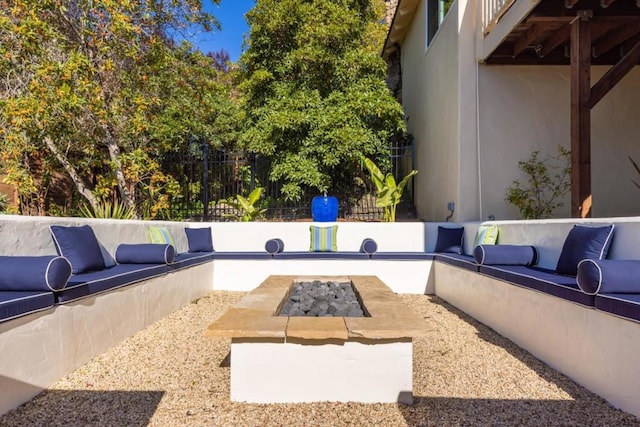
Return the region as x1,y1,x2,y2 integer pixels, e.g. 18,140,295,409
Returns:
528,16,574,23
570,14,592,218
621,31,640,54
529,16,640,25
565,0,581,8
539,25,571,57
588,38,640,108
513,24,547,57
593,24,640,57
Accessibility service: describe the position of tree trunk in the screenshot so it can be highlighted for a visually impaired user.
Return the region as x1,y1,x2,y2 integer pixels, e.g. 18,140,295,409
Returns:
43,136,100,212
102,124,139,218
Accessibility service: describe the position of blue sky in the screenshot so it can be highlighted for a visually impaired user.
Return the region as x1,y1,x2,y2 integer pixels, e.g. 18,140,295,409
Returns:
192,0,255,62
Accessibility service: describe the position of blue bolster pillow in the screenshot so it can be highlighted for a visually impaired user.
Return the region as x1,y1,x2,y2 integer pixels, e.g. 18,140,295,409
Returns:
115,244,175,265
265,238,285,254
473,244,538,266
360,238,378,254
0,256,72,291
577,259,640,295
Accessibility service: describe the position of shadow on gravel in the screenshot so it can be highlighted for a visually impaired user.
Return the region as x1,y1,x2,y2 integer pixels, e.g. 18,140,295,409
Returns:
220,350,231,368
0,389,164,427
424,295,591,399
399,396,639,426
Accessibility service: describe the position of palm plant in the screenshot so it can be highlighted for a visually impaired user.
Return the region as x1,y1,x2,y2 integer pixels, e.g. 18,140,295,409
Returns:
362,157,418,222
225,187,267,222
79,199,136,220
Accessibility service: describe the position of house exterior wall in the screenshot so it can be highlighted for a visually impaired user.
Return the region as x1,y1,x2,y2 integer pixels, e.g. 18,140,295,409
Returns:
402,0,460,221
590,68,640,217
397,0,640,221
477,66,572,219
456,0,480,221
478,65,640,220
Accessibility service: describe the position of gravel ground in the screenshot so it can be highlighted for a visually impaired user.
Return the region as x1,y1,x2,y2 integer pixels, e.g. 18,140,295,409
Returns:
1,292,638,427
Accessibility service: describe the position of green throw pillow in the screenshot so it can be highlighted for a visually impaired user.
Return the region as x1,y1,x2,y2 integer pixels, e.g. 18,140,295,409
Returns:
309,225,338,252
472,225,498,248
148,226,176,247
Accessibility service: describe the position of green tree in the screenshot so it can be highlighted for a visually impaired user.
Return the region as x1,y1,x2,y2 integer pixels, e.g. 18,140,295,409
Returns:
0,0,230,218
239,0,406,201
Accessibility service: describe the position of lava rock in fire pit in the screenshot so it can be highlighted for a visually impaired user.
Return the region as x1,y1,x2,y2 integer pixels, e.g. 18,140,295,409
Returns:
279,280,366,317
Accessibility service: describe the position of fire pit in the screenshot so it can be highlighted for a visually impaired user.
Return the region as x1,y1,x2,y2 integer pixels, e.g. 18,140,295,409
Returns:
206,275,430,404
278,279,367,317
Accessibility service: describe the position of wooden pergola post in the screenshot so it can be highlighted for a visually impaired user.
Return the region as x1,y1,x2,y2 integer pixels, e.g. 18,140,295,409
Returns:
570,11,593,218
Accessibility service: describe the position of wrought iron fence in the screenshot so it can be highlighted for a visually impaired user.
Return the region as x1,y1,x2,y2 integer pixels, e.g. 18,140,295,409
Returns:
163,138,416,222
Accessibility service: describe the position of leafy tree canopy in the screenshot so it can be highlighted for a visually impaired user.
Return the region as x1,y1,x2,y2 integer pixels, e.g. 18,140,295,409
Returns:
0,0,239,218
239,0,405,201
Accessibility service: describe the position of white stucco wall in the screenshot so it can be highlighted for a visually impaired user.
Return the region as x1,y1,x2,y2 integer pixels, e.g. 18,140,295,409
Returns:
402,0,460,222
591,67,640,217
477,65,572,220
401,1,481,222
477,66,640,220
456,0,480,221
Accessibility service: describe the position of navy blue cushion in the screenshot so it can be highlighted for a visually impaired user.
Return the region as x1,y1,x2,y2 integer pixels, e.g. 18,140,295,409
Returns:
435,253,479,271
435,226,464,254
115,244,175,265
595,293,640,323
0,256,71,291
273,251,369,260
577,259,640,295
56,263,169,303
359,238,378,255
212,252,273,260
0,291,55,322
265,238,285,254
170,252,215,270
185,227,214,253
480,265,594,306
473,245,538,266
371,252,435,260
50,225,105,274
555,224,615,276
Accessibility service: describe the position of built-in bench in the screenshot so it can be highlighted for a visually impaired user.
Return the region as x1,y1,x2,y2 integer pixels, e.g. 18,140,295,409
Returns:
434,217,640,419
2,215,640,419
0,215,216,415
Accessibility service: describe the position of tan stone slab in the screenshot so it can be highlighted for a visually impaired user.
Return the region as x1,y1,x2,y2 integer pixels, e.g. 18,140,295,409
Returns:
257,275,295,289
296,275,351,283
286,316,348,341
350,276,391,292
206,308,287,339
345,316,434,340
234,289,288,313
351,276,415,317
363,301,419,318
207,274,430,342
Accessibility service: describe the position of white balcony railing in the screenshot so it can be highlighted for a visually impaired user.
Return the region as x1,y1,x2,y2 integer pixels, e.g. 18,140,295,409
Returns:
482,0,515,35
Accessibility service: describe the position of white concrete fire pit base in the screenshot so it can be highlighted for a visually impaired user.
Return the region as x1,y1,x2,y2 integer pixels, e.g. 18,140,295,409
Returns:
231,339,413,404
207,276,431,404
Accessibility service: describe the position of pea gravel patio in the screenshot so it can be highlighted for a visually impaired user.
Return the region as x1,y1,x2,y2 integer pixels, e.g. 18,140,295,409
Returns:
1,292,638,426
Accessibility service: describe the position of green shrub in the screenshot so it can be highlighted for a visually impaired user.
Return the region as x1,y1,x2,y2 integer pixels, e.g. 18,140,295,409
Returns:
505,146,571,219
